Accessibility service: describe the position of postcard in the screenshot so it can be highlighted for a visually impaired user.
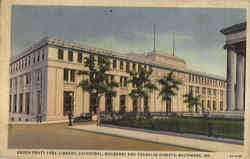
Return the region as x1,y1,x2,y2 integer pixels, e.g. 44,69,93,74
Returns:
0,0,249,159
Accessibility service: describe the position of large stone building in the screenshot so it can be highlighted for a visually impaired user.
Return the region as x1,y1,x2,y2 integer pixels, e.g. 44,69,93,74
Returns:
9,37,227,122
220,22,246,112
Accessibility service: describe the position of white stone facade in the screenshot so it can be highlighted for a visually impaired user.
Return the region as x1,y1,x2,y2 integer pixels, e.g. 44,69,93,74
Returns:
9,37,227,122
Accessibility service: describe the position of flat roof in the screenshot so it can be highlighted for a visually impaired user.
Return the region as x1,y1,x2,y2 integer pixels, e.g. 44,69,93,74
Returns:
220,22,246,35
10,37,226,81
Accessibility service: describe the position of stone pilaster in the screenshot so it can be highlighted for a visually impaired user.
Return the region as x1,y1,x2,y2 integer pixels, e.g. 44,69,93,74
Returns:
236,53,244,111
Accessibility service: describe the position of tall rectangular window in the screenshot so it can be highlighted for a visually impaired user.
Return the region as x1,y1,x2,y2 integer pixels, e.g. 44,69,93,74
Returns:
58,48,64,60
68,51,73,62
120,61,123,70
98,56,103,65
220,101,223,111
13,94,17,113
19,94,23,113
64,69,69,81
202,88,206,95
26,93,30,114
63,91,74,116
70,70,75,82
113,59,117,69
208,88,211,95
144,96,149,112
138,64,141,72
119,95,126,113
9,95,12,112
126,62,130,73
213,101,216,111
37,71,41,81
37,91,41,114
77,52,82,63
132,63,136,71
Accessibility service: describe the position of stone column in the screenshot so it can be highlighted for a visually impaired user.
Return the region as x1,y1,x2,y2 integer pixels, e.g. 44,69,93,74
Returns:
236,53,244,111
226,47,236,111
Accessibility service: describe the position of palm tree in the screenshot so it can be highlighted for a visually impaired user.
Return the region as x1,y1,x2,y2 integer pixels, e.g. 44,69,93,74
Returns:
183,90,201,112
128,67,157,117
78,55,119,125
157,72,182,115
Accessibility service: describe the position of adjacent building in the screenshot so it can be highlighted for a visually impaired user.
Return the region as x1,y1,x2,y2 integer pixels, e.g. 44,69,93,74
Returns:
9,37,227,122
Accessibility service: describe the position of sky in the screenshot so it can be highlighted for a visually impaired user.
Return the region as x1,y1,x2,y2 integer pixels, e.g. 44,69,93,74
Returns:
11,6,246,78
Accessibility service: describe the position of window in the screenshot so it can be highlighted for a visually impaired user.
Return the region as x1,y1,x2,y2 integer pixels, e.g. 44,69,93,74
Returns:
213,89,217,96
37,71,41,81
220,101,223,111
202,100,205,112
126,62,130,73
28,57,30,65
132,63,136,71
68,51,73,62
19,94,23,113
64,69,69,81
9,95,12,112
195,87,199,94
26,93,30,114
120,95,126,113
98,56,103,65
42,53,45,60
124,77,127,87
120,77,123,87
208,88,211,95
213,101,216,111
113,59,117,69
189,86,193,93
33,56,35,64
133,99,138,112
26,73,30,84
220,90,223,97
58,48,64,60
70,70,75,82
63,91,74,116
13,95,17,113
105,95,113,112
138,64,142,72
207,100,211,110
37,91,42,114
149,66,152,72
144,96,149,112
37,53,40,62
78,52,82,63
202,88,206,95
120,61,123,70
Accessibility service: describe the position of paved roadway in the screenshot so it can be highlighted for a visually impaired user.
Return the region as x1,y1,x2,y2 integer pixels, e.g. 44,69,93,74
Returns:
8,122,193,151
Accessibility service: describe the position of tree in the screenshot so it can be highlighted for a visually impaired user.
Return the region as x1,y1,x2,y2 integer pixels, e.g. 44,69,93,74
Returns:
183,90,201,112
157,72,182,115
128,67,157,116
78,55,119,125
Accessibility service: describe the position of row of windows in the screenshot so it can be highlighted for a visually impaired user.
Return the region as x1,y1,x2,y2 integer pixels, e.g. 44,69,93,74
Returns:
201,100,224,111
189,74,225,87
189,86,224,96
10,71,41,88
58,48,153,73
10,49,46,73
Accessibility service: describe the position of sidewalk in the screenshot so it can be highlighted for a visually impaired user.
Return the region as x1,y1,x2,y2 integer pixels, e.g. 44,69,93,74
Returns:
70,124,244,152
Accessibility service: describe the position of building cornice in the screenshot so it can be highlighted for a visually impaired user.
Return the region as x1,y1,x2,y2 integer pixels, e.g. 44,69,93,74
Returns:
11,37,226,81
220,22,246,35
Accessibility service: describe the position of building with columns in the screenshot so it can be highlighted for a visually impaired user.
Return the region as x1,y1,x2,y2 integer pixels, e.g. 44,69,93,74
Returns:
9,37,227,122
220,22,246,112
